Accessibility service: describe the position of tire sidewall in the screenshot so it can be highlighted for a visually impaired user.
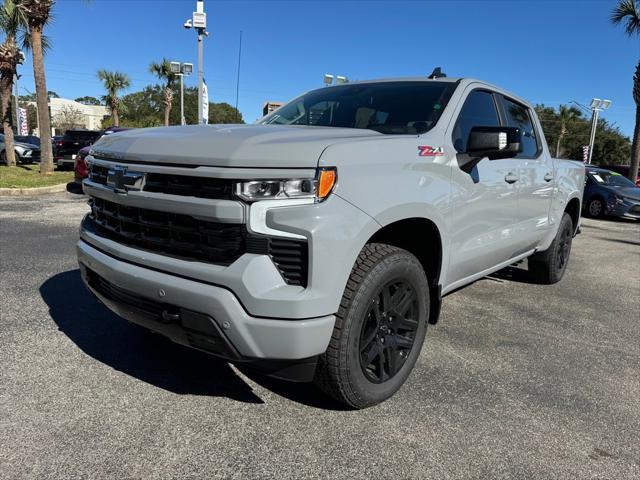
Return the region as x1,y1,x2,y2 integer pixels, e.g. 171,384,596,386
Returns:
548,214,573,282
342,252,429,404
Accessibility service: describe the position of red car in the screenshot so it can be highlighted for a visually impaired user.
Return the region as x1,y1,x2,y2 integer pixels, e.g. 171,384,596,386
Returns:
74,127,132,183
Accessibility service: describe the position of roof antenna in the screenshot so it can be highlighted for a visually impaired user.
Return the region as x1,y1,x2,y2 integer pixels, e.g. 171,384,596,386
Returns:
428,67,446,79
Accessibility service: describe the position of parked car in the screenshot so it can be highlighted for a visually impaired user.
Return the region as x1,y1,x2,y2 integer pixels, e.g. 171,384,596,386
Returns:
74,128,133,183
78,75,585,408
583,166,640,219
598,164,640,187
14,135,40,147
0,134,41,164
54,129,101,170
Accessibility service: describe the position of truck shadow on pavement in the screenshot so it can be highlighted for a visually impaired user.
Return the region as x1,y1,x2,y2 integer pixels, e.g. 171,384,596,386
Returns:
40,269,345,409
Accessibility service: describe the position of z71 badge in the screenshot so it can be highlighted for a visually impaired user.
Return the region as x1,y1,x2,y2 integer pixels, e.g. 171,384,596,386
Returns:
418,146,445,157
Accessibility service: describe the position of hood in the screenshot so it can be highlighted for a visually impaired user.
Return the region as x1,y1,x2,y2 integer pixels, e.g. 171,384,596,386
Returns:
617,186,640,201
90,124,383,168
598,184,640,201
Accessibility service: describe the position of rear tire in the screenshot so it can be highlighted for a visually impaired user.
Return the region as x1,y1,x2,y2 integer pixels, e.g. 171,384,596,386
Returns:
314,243,429,409
528,212,574,284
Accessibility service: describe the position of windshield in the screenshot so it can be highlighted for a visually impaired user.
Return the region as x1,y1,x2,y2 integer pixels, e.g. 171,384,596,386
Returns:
589,170,637,188
259,81,456,134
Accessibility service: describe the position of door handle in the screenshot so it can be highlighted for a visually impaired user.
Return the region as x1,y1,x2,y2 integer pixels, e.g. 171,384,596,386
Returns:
544,172,554,182
504,173,519,184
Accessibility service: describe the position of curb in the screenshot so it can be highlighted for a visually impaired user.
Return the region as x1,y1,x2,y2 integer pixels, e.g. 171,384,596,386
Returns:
0,183,70,197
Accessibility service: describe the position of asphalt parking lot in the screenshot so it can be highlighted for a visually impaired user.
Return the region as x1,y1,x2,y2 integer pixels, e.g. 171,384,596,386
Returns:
1,191,639,479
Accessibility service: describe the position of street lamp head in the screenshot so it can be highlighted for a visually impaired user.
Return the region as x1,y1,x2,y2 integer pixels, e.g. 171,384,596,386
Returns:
590,98,602,109
600,99,611,110
182,63,194,75
323,74,334,86
335,75,349,84
170,61,181,74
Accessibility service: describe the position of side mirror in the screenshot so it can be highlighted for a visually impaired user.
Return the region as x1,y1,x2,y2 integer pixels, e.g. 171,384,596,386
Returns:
457,126,522,173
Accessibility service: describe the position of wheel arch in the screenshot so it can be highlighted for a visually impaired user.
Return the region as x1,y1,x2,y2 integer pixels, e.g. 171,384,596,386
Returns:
564,196,581,233
366,216,444,324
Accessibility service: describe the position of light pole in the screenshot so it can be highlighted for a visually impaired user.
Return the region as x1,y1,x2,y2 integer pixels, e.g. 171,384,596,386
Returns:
587,98,612,164
14,51,25,134
184,0,209,125
170,61,193,126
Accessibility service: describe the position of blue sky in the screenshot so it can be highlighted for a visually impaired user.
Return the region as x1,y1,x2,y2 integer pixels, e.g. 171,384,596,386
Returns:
14,0,639,136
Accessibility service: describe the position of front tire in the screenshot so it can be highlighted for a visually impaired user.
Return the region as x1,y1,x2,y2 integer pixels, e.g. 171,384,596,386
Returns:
587,197,605,218
314,243,429,409
528,212,574,284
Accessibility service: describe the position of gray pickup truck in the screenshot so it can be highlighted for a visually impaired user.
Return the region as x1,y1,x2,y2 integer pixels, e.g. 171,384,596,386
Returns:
78,75,584,408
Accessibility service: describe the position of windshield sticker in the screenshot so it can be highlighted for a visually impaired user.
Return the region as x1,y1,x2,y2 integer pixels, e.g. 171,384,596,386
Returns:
592,174,604,183
610,171,621,176
418,146,444,157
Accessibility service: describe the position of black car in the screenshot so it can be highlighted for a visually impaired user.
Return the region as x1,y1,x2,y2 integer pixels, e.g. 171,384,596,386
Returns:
583,166,640,220
54,130,101,170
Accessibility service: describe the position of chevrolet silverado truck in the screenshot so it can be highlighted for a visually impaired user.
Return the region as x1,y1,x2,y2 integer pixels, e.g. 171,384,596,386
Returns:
78,76,584,408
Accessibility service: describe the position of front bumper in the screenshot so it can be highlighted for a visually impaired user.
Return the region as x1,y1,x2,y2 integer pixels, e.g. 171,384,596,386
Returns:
607,199,640,219
78,239,335,366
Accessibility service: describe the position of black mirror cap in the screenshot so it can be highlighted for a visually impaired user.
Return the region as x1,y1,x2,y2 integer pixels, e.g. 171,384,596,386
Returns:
467,126,522,160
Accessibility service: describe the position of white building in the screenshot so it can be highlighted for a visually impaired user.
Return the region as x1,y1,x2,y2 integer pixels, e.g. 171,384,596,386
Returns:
30,97,109,135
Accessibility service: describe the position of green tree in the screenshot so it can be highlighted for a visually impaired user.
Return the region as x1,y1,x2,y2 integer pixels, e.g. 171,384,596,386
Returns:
611,0,640,180
555,105,581,157
0,0,27,166
535,104,631,164
97,69,130,127
149,58,177,126
75,95,101,105
15,0,55,174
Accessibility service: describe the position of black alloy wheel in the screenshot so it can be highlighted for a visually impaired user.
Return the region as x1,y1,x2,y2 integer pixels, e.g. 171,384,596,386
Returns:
359,280,419,383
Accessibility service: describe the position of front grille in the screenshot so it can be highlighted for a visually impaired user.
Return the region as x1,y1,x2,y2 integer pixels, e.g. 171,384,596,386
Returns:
86,197,309,286
89,197,245,265
89,164,234,200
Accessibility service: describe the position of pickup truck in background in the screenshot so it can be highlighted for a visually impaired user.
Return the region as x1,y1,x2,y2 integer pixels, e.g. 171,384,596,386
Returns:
54,129,101,170
78,75,585,408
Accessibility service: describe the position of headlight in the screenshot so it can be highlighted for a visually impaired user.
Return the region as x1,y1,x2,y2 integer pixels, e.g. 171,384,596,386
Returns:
22,149,31,156
235,167,337,203
613,194,625,205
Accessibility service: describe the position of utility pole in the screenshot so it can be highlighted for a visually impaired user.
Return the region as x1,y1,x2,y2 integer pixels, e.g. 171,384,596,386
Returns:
235,30,242,123
184,0,208,125
587,98,611,164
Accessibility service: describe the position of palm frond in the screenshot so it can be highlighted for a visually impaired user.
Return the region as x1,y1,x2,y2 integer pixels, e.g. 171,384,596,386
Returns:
611,0,640,36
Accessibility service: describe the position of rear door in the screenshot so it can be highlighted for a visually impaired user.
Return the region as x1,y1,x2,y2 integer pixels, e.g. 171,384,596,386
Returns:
497,96,554,252
446,89,521,287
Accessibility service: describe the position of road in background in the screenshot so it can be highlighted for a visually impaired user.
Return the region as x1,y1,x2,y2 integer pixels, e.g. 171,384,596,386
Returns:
1,193,639,479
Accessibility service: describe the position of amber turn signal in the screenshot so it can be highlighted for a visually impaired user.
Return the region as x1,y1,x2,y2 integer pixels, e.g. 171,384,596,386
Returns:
317,168,337,200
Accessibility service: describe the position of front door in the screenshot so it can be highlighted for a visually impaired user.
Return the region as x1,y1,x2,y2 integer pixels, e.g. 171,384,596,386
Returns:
445,88,521,288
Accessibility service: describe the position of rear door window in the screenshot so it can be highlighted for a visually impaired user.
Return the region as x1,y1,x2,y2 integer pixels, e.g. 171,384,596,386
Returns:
499,97,540,158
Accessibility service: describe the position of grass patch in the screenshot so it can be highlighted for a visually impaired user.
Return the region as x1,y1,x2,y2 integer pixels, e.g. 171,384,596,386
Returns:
0,164,74,189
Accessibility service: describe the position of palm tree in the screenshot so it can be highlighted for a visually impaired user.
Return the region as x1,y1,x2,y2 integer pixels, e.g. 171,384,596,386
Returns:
555,105,581,158
611,0,640,181
15,0,54,174
0,0,27,167
149,58,177,126
97,70,130,127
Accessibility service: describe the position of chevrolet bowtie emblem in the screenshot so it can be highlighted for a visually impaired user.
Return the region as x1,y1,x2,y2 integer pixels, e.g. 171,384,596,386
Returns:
106,166,143,193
